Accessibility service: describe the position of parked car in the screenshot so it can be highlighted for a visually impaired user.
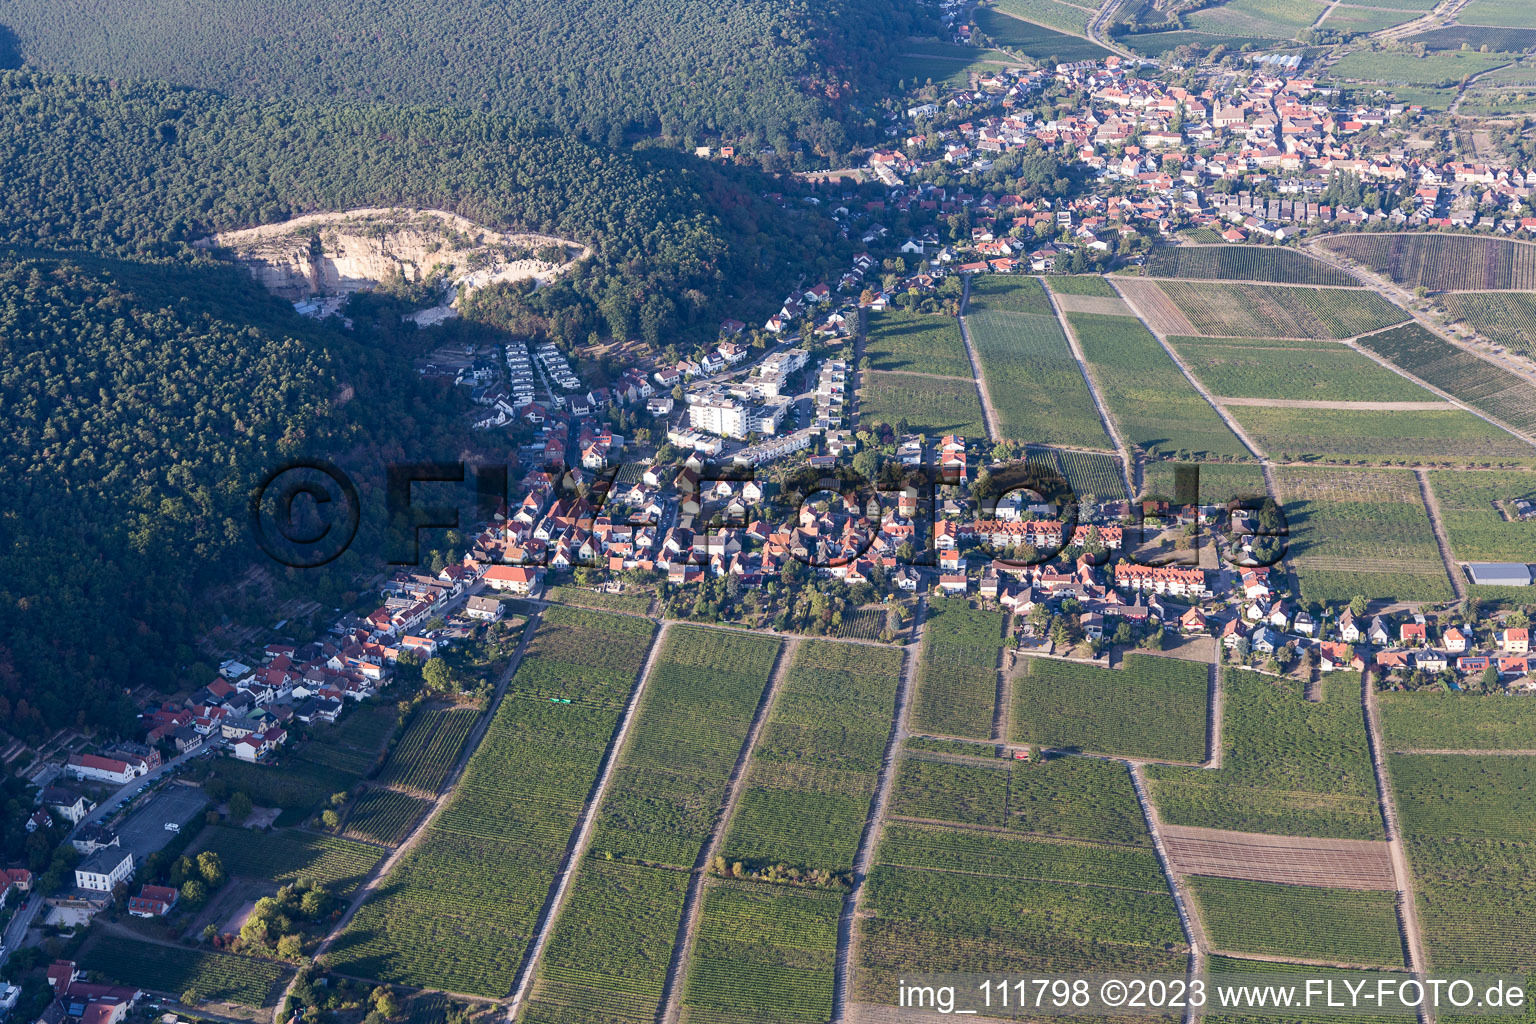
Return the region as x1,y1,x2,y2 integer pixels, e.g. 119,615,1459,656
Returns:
163,822,180,832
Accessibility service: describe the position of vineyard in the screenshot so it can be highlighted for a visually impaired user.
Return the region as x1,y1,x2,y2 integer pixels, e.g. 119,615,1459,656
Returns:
1067,311,1252,458
1443,291,1536,360
1188,876,1405,966
1357,322,1536,434
344,788,431,847
1230,404,1530,463
1151,282,1408,339
827,605,890,640
327,607,655,996
1166,336,1440,402
972,6,1113,60
1203,955,1415,1024
1042,274,1118,296
890,752,1152,847
1379,691,1536,751
678,878,841,1024
591,627,780,868
911,598,1005,740
197,826,385,896
375,705,479,795
964,309,1115,449
1143,246,1358,286
865,309,974,378
522,859,691,1024
965,274,1055,314
1140,461,1267,503
295,702,397,776
1274,466,1453,605
1025,446,1129,502
859,370,988,438
1010,654,1209,763
854,825,1186,1009
1390,754,1536,977
204,756,356,815
1320,233,1536,291
1425,471,1536,562
81,936,291,1007
991,0,1092,33
545,585,653,614
1146,669,1384,840
721,639,902,873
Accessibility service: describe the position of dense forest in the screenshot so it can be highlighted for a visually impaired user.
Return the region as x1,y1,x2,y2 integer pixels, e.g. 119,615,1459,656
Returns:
0,0,923,153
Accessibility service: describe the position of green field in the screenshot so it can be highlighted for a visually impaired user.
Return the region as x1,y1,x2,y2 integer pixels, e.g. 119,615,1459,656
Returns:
295,702,397,776
965,309,1115,449
721,639,903,874
1320,5,1423,31
1140,461,1268,503
1459,0,1536,25
892,751,1153,846
864,309,974,378
1426,470,1536,562
1069,311,1252,458
205,756,358,815
855,824,1187,1005
1275,466,1454,605
1010,654,1210,763
375,705,478,795
1167,336,1438,402
1044,274,1119,296
678,878,841,1024
545,584,654,614
1144,246,1358,286
1189,876,1405,966
1185,0,1330,37
912,598,1005,740
1407,24,1536,49
860,371,987,437
81,936,292,1007
895,43,1019,89
1154,282,1408,339
974,6,1114,60
966,273,1056,314
1380,691,1536,751
1443,291,1536,361
1147,668,1384,840
1322,233,1536,291
1358,322,1536,434
1032,446,1130,501
991,0,1094,33
1330,48,1518,86
344,787,432,846
198,826,384,895
1203,955,1416,1024
328,606,656,997
1231,404,1530,462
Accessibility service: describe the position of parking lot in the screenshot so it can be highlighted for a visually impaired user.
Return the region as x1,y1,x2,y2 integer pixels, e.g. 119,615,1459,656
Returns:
114,784,209,862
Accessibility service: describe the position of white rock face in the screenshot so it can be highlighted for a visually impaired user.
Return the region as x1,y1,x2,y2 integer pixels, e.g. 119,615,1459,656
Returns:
202,208,588,318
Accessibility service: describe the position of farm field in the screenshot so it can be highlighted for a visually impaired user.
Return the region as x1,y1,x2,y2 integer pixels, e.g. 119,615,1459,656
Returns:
854,824,1187,1009
1166,336,1439,402
544,584,653,614
327,606,655,997
895,43,1018,89
1010,654,1209,763
1031,446,1129,501
1185,0,1329,37
205,756,358,818
966,273,1055,314
1406,25,1536,50
1319,4,1425,31
1044,274,1118,296
1121,29,1277,55
1379,692,1536,751
1274,466,1453,605
344,788,432,847
591,626,781,868
891,751,1153,846
80,935,291,1007
678,877,841,1024
1391,754,1536,979
911,598,1004,739
973,6,1114,59
1321,233,1536,291
720,639,903,874
860,370,987,437
1140,461,1268,503
197,826,384,896
1357,322,1536,434
375,705,479,795
1229,404,1530,462
1203,955,1415,1024
1425,470,1536,562
1458,0,1536,26
1329,48,1516,86
295,702,397,776
1146,668,1384,840
1443,291,1536,361
864,309,974,378
1188,876,1405,966
521,859,690,1024
1143,246,1358,285
991,0,1094,33
965,309,1114,449
1151,282,1408,339
1068,311,1252,458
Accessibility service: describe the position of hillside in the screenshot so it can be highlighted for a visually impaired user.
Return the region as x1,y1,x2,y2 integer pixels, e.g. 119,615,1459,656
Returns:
0,0,922,152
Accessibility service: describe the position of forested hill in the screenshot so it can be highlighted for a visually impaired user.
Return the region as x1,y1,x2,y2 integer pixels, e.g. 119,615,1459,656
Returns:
0,0,921,153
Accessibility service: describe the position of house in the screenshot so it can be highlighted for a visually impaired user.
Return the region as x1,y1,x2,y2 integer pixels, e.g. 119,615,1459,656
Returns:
1400,621,1428,646
1292,609,1315,637
1366,616,1392,647
1338,608,1360,643
482,564,545,595
465,595,505,622
1181,607,1207,635
74,848,134,893
1416,650,1449,674
65,753,142,786
1499,628,1530,653
127,884,179,918
1249,625,1283,655
1319,641,1362,673
939,574,969,595
1443,626,1471,653
43,786,95,825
